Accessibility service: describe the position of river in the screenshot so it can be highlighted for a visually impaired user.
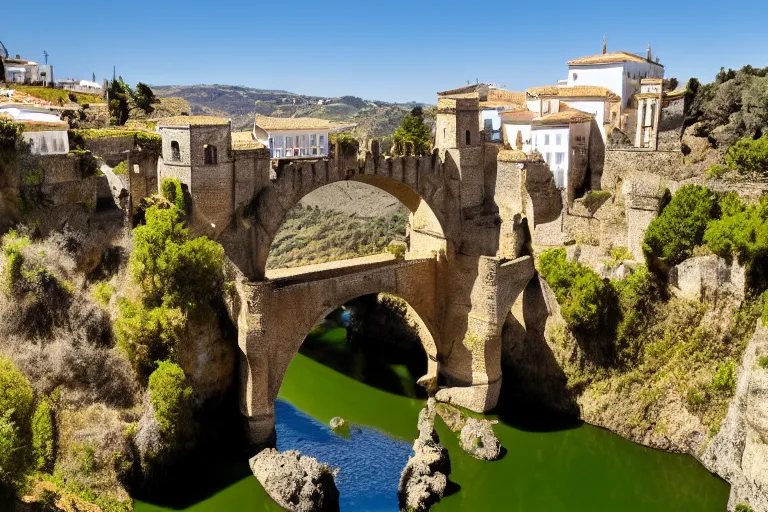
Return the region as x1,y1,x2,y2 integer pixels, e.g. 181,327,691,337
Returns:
135,323,729,512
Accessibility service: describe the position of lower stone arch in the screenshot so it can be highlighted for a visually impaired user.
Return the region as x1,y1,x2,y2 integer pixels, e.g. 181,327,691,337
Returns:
240,275,441,444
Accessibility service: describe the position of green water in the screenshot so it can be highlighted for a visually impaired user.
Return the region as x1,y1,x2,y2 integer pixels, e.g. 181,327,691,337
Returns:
136,326,730,512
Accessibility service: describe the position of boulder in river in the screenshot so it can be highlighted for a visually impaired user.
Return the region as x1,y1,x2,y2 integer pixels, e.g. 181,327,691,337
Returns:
249,449,340,512
459,418,503,461
398,399,451,511
329,417,350,438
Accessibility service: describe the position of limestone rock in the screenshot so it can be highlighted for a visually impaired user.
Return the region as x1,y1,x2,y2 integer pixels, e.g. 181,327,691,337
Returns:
398,400,451,512
459,418,503,461
329,417,350,437
249,449,340,512
669,255,746,303
435,403,467,433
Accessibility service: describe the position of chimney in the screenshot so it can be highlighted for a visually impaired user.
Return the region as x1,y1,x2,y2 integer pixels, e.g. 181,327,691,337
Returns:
602,35,607,54
647,43,652,61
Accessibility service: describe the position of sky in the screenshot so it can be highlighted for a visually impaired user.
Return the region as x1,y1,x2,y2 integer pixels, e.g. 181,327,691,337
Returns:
3,0,768,104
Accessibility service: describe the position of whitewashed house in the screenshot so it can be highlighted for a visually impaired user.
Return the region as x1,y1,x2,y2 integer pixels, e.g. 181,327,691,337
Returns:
500,110,536,152
0,106,69,155
526,85,621,141
565,46,664,108
254,115,352,160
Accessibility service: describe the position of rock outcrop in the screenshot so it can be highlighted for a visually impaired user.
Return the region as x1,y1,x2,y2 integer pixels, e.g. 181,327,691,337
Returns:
329,417,350,437
459,418,503,461
702,323,768,512
249,449,340,512
398,399,451,512
669,255,746,302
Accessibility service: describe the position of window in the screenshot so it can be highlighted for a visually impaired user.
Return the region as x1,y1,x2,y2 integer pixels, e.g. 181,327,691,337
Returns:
204,144,218,165
555,134,562,145
572,72,578,81
310,134,318,155
286,136,293,157
465,130,471,145
171,141,180,161
319,135,326,155
544,134,550,145
546,152,553,165
555,152,565,167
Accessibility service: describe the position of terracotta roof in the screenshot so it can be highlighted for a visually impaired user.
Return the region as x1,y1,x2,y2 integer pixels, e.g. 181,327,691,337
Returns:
567,51,663,67
156,116,229,127
231,131,264,150
499,110,537,122
254,115,345,131
664,89,687,101
640,78,663,84
532,109,595,126
527,85,621,101
487,89,526,105
1,118,68,131
437,84,484,96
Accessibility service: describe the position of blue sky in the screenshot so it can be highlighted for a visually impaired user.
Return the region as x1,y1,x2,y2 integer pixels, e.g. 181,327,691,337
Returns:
3,0,767,104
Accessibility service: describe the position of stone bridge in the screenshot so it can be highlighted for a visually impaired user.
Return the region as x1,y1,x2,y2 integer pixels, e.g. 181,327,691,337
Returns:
141,97,556,444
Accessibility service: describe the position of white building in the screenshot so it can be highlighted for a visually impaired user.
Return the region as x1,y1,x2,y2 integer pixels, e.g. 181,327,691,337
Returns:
0,106,69,155
59,79,103,95
530,109,595,192
526,85,621,141
500,110,536,152
438,84,526,142
565,48,664,108
254,115,353,160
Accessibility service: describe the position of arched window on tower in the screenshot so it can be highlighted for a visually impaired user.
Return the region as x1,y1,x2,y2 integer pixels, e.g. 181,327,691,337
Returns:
465,130,471,146
204,144,218,165
171,141,180,161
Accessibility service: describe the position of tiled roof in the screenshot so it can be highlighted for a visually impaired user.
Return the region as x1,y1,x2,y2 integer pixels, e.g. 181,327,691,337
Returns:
567,51,663,67
499,110,537,122
156,116,229,127
231,131,264,150
0,117,68,131
437,84,484,96
526,85,621,101
487,89,526,105
256,114,344,131
532,109,595,126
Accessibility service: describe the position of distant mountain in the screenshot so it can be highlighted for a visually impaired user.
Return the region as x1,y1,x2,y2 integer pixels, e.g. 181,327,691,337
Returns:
151,84,425,142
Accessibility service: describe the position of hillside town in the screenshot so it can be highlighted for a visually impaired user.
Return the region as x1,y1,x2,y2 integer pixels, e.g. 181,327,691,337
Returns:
2,27,768,512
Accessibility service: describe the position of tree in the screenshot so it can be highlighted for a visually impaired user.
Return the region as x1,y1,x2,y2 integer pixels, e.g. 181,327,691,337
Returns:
0,357,34,488
392,107,432,156
515,130,523,150
108,77,159,126
642,185,718,271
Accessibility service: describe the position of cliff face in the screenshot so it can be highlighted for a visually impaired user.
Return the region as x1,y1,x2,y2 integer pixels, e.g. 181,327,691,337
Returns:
502,270,768,511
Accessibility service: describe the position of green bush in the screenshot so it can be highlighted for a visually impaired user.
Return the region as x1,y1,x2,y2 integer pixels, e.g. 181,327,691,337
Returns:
92,281,115,307
642,185,717,271
538,249,616,334
112,161,128,175
31,397,55,472
725,135,768,176
613,266,662,364
758,356,768,369
706,164,729,179
735,504,755,512
705,194,768,289
712,361,737,392
685,385,708,411
160,178,186,214
148,361,193,444
2,230,31,292
115,299,186,383
0,357,34,488
131,205,224,309
0,118,23,151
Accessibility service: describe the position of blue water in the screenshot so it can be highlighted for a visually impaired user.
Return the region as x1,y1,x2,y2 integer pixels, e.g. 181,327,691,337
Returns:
275,399,412,511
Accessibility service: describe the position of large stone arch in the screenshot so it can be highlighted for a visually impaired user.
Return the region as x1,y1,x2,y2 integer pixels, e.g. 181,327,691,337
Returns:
229,152,460,280
235,258,440,443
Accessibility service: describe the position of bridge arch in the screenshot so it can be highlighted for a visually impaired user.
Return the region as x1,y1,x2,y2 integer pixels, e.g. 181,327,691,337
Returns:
238,257,440,443
243,153,458,280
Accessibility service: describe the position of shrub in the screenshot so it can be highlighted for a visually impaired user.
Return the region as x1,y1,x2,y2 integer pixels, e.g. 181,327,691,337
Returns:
0,117,23,151
0,410,26,488
724,135,768,176
706,164,729,179
386,242,407,259
115,299,186,383
2,230,31,291
705,194,768,289
610,246,633,263
0,356,35,427
613,266,662,364
758,356,768,369
112,161,128,175
736,504,755,512
148,361,193,443
92,281,115,307
712,361,737,392
31,397,55,472
131,205,224,309
160,178,186,214
538,249,616,334
685,385,708,411
330,132,359,157
642,185,717,271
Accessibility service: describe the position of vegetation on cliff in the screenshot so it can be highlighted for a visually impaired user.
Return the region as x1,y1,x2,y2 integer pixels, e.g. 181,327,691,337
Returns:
391,107,432,156
267,204,407,269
